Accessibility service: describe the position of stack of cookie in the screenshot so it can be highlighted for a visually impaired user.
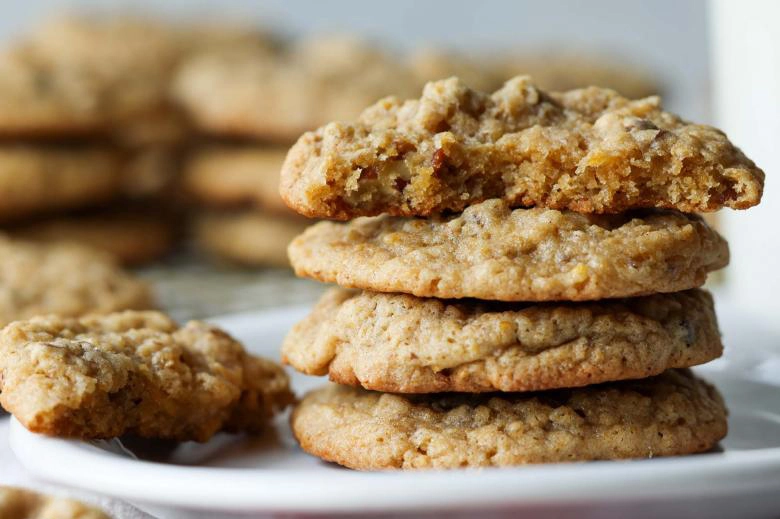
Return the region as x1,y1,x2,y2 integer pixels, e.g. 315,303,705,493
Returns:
279,77,764,469
0,16,186,266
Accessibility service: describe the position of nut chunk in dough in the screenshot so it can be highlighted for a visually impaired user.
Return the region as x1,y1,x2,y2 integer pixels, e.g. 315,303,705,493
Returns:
0,311,294,441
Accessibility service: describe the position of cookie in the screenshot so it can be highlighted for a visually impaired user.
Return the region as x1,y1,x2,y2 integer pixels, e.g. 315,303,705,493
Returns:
0,311,295,441
280,76,764,219
183,147,288,212
0,486,108,519
173,35,419,141
195,211,309,268
0,146,122,222
0,47,107,137
28,16,181,122
291,369,727,470
288,199,728,301
10,210,176,266
283,288,722,393
0,236,153,327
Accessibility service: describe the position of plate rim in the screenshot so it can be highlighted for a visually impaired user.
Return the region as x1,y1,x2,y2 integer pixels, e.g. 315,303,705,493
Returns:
9,303,780,513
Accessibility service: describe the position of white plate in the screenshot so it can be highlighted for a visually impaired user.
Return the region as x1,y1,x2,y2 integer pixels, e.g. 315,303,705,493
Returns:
9,301,780,518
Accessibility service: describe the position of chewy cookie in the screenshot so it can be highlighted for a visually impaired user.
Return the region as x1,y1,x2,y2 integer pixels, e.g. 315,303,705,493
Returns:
0,311,294,441
288,199,728,301
291,369,727,470
183,147,288,212
280,76,764,219
0,146,122,222
283,288,722,393
0,486,108,519
0,237,153,326
195,211,309,268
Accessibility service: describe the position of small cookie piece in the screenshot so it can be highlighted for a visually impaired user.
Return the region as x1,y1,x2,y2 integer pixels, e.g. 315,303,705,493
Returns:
288,199,728,301
10,210,176,266
283,288,722,392
292,370,727,470
0,486,108,519
0,311,295,441
0,237,153,326
183,147,288,212
280,76,764,219
0,146,122,222
173,35,419,141
195,211,309,268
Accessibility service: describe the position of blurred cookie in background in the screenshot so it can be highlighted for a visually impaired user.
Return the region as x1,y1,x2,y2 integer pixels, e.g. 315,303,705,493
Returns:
173,34,419,142
182,145,288,213
0,145,122,222
194,211,308,268
0,486,108,519
0,236,153,327
9,207,177,267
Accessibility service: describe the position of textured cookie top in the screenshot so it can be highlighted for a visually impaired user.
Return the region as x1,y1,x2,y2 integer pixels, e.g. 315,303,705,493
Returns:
0,237,153,327
183,147,289,213
0,311,294,440
172,35,420,141
288,199,729,301
283,288,722,392
291,370,727,469
281,76,764,218
0,486,108,519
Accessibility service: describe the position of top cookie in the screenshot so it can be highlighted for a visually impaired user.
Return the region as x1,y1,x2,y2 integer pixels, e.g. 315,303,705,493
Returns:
280,76,764,219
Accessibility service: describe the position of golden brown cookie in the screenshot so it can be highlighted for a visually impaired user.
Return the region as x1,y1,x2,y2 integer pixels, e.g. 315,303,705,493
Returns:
0,236,153,326
0,146,122,222
291,370,727,470
0,486,108,519
183,147,288,212
0,311,294,441
280,76,763,219
10,210,176,266
288,199,728,301
195,211,309,268
173,35,420,141
0,47,107,137
283,288,722,392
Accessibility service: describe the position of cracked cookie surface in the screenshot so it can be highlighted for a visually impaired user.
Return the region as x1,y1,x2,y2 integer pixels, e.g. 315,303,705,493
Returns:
280,76,763,219
283,288,722,392
291,369,727,469
288,199,728,301
0,311,294,440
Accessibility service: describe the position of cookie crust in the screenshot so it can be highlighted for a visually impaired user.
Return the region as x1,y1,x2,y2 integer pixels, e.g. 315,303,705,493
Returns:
291,370,727,470
288,199,729,301
280,76,763,219
0,311,294,441
283,288,722,392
